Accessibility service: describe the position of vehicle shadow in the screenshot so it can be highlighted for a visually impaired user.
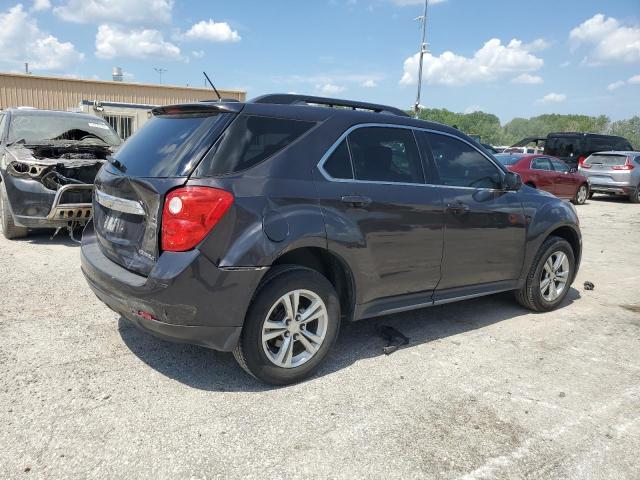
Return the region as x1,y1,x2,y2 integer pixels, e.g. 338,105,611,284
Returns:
118,287,581,392
13,228,81,247
589,195,632,204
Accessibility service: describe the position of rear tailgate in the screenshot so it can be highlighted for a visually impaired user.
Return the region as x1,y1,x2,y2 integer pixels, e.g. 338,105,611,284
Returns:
91,103,240,276
583,154,631,184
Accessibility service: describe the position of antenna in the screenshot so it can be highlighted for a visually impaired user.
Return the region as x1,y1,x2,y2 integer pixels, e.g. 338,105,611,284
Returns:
413,0,429,119
203,71,222,101
153,67,167,84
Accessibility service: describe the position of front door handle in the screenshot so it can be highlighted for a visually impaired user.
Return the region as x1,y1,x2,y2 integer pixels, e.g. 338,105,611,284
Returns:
341,195,372,208
447,202,470,215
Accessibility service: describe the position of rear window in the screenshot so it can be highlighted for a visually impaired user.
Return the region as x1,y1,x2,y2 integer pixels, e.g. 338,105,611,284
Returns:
195,115,315,176
112,113,231,177
585,154,628,166
494,154,522,166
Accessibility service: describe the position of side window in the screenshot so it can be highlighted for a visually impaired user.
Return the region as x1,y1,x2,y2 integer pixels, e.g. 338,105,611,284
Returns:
549,158,569,172
531,157,552,171
348,127,424,183
425,132,502,189
198,115,316,176
323,140,353,179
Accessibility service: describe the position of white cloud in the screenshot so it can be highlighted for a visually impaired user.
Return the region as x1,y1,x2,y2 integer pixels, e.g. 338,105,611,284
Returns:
570,14,640,64
184,19,240,43
512,73,543,84
32,0,51,11
191,50,205,58
400,38,543,86
538,93,566,104
0,4,83,71
607,80,625,91
95,24,181,60
606,74,640,91
54,0,173,25
524,38,551,52
316,83,346,95
362,79,378,88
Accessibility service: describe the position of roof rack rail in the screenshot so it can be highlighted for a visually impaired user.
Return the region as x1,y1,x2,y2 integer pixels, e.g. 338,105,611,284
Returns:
251,94,409,117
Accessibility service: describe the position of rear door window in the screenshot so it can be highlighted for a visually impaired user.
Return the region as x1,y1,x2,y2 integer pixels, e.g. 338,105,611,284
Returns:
426,132,502,189
549,158,569,172
347,127,424,183
196,115,316,176
531,157,553,171
546,137,581,157
588,136,632,153
323,140,353,179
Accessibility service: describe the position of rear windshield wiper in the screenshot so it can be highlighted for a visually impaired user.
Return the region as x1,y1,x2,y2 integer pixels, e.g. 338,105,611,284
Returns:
106,155,127,173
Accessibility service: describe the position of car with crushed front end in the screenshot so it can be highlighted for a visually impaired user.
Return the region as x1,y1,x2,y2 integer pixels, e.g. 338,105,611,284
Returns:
0,108,121,239
80,94,582,385
578,151,640,203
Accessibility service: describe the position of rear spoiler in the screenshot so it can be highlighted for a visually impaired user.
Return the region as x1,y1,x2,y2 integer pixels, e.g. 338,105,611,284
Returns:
151,102,244,116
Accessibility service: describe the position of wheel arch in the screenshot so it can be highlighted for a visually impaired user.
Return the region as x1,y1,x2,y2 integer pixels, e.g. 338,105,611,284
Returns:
271,246,356,322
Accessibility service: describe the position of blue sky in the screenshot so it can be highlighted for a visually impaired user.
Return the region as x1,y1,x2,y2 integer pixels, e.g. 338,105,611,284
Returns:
1,0,639,122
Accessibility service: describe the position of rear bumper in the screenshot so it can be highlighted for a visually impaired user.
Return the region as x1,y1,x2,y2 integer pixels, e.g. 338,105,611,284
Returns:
589,183,634,195
80,221,265,351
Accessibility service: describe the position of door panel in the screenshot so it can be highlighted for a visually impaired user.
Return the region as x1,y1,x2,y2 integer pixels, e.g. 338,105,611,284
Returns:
529,157,556,195
421,131,526,294
549,158,575,198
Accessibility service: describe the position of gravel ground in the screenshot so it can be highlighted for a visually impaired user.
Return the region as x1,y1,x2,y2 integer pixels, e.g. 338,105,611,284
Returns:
1,196,639,480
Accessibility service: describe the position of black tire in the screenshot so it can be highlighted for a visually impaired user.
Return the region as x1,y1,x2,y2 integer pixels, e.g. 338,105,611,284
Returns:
587,191,594,200
515,236,575,312
629,185,640,204
233,265,341,385
571,183,589,205
0,182,28,240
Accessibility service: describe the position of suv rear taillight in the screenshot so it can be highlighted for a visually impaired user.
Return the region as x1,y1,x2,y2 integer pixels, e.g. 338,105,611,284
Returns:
611,156,635,171
577,156,586,166
161,186,234,252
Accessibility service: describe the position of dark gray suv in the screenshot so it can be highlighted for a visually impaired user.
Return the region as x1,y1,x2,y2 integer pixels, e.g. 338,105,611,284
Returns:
81,94,582,384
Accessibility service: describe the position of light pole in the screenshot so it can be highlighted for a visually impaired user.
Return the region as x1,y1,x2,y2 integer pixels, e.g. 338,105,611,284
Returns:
413,0,429,118
154,67,167,84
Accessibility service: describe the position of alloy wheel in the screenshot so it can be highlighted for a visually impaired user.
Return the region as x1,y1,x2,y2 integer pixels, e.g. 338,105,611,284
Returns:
261,289,328,368
540,251,570,302
576,185,587,204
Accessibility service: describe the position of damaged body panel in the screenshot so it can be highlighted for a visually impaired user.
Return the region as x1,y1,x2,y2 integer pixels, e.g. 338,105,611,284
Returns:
0,109,120,235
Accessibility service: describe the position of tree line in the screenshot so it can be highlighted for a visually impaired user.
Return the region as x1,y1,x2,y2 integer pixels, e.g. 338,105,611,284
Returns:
415,108,640,149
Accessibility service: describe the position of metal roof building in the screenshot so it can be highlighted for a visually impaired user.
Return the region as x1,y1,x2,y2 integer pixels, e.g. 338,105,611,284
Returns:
0,72,246,139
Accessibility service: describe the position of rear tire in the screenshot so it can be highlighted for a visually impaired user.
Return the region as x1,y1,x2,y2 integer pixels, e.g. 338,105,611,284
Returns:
233,265,341,385
572,184,588,205
0,182,28,240
515,236,575,312
629,185,640,204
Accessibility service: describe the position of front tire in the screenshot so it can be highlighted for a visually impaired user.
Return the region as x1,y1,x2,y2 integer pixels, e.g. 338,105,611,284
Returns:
572,183,589,205
515,236,575,312
0,182,28,240
233,265,341,385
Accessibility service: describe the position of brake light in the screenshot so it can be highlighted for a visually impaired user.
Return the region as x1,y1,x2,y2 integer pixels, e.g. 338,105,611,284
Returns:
611,157,634,170
161,186,234,252
577,156,586,166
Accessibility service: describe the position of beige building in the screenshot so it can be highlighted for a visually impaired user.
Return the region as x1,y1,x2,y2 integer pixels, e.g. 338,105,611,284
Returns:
0,72,246,139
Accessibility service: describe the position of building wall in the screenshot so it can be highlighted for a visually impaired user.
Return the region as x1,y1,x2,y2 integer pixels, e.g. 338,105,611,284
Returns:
0,72,246,111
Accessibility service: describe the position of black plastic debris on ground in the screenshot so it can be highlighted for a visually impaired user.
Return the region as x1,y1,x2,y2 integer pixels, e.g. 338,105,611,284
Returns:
379,325,410,355
584,281,595,291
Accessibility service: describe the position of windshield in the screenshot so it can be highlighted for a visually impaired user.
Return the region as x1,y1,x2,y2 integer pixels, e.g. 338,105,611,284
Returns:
495,154,523,166
8,114,121,146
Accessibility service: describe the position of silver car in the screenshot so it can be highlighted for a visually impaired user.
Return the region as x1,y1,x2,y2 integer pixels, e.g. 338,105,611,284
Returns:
578,151,640,203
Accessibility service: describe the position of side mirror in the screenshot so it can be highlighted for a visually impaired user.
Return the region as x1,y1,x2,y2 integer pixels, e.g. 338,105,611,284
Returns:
503,171,522,191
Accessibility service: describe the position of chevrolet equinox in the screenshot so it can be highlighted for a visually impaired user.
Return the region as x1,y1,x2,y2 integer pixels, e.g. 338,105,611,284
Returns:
81,94,582,385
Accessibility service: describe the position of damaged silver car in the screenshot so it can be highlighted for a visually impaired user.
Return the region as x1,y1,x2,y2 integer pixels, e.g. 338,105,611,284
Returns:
0,108,121,239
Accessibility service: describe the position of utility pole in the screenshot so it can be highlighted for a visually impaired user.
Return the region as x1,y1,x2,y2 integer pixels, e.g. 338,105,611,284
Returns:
413,0,429,118
153,67,167,84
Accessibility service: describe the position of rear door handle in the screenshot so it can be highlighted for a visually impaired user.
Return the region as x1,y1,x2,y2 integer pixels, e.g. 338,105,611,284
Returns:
447,202,470,215
341,195,372,208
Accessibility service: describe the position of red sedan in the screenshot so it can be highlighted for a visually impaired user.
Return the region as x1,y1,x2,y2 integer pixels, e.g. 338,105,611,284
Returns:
495,153,590,205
